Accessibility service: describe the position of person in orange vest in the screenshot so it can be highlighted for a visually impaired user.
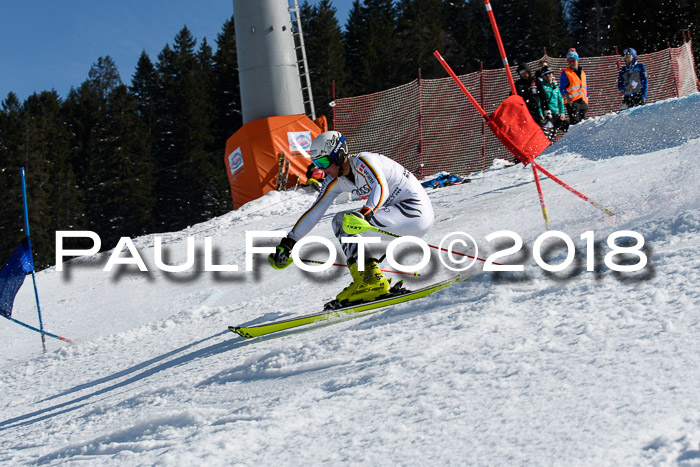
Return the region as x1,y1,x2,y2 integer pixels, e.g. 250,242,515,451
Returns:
559,48,588,124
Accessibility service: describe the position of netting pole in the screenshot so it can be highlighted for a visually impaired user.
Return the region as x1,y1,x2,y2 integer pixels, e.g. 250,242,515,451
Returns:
480,62,486,171
331,80,336,130
615,46,621,71
688,32,700,90
418,68,424,179
484,0,516,95
21,167,46,352
671,46,680,98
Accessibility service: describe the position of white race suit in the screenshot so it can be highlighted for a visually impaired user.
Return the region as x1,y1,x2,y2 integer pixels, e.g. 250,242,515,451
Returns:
288,152,435,263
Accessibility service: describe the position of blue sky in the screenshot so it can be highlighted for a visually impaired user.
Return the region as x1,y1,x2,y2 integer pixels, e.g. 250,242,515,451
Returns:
1,0,353,103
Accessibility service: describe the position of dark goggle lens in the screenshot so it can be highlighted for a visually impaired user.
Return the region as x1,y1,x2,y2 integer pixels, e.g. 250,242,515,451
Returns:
312,155,332,169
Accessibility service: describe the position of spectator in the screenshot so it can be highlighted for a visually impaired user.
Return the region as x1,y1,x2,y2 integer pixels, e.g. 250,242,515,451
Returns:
538,66,570,140
515,63,545,126
618,47,648,110
560,48,588,124
535,58,549,79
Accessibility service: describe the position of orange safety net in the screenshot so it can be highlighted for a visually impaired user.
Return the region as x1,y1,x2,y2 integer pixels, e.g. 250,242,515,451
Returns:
333,42,698,179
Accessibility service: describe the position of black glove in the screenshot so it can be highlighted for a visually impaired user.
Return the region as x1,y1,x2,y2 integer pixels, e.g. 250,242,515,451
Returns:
269,236,295,270
354,206,374,222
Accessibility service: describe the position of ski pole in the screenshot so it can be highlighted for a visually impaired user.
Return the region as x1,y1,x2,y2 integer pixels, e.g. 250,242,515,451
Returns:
2,315,73,343
299,258,419,277
341,215,502,266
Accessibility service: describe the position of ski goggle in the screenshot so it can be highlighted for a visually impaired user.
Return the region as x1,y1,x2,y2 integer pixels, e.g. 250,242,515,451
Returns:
312,155,332,169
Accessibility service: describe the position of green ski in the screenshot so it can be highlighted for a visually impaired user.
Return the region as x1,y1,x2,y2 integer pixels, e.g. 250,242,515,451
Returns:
229,275,466,339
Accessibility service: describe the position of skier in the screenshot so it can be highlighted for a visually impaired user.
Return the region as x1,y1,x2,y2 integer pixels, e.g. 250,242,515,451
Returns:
617,47,648,110
538,66,570,139
269,131,435,304
515,63,545,126
560,48,588,124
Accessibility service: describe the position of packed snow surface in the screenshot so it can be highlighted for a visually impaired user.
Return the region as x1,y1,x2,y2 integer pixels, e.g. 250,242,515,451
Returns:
2,94,700,465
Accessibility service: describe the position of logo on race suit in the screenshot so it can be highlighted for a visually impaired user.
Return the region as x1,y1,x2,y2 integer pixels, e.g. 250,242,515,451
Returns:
288,131,313,155
228,146,244,177
353,185,371,197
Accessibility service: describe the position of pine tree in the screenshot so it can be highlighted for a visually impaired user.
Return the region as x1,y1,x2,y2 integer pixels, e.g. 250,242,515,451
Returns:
211,17,242,151
613,0,693,53
567,0,616,56
396,0,448,79
63,57,122,244
529,0,569,57
64,56,155,249
343,0,368,95
441,0,487,75
486,0,569,63
300,0,349,115
197,36,232,217
344,0,403,95
100,84,155,240
0,93,26,264
20,91,81,268
153,26,220,230
131,51,158,145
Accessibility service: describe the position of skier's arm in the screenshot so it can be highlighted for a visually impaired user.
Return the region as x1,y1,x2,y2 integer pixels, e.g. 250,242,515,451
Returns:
288,178,341,241
356,155,389,213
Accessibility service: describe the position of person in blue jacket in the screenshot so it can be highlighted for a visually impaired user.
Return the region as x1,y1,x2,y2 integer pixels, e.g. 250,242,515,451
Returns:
617,48,648,110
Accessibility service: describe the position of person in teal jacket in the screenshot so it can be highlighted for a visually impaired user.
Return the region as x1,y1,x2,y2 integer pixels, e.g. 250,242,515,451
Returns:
538,66,569,139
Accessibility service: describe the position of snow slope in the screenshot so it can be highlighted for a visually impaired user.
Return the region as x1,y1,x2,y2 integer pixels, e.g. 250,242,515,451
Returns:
2,94,700,465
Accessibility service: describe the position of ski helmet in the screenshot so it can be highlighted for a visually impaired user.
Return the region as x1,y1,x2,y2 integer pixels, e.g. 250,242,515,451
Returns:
309,131,348,169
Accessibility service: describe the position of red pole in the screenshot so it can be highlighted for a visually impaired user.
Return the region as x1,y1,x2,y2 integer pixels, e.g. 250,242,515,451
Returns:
484,0,517,96
531,160,614,215
615,46,621,71
434,51,489,119
418,68,424,179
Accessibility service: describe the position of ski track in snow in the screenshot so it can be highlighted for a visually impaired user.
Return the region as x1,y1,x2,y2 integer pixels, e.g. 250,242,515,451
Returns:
1,94,700,465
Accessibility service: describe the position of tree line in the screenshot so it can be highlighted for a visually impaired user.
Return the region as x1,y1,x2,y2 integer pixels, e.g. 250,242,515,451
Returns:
1,0,698,268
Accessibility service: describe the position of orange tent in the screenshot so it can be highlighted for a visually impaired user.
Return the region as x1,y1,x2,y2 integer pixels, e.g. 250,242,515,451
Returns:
224,114,323,209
